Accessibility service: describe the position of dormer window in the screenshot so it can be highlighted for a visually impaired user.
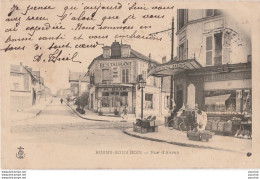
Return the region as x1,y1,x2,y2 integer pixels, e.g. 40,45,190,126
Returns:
102,46,111,58
121,44,131,58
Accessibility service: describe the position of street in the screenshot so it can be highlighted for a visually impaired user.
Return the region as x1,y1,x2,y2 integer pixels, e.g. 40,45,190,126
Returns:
8,98,248,169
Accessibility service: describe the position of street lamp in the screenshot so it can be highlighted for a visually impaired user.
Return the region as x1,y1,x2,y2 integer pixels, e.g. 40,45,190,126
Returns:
138,79,146,120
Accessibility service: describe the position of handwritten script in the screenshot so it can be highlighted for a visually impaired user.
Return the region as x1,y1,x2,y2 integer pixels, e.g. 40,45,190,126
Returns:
1,2,175,63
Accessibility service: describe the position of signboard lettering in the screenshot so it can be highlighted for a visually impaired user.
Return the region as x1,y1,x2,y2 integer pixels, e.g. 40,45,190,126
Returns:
100,61,132,68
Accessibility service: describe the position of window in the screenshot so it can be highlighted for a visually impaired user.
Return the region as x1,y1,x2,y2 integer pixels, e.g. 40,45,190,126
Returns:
145,93,153,109
204,89,252,115
120,92,128,106
214,33,223,65
178,9,188,30
122,69,129,83
206,32,223,66
102,69,111,84
102,92,110,107
206,36,213,65
205,9,222,17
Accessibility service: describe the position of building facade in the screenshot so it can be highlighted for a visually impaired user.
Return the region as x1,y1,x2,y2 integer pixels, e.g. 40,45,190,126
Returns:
87,41,169,117
175,9,251,117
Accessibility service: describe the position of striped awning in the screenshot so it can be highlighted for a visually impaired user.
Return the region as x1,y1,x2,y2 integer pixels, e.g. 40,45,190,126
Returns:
148,59,202,77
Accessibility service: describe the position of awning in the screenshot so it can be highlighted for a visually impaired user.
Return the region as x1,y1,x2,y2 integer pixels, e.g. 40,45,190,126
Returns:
148,59,202,77
205,94,231,105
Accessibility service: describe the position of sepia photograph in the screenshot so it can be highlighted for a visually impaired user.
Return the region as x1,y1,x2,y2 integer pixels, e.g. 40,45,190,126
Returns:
1,1,259,170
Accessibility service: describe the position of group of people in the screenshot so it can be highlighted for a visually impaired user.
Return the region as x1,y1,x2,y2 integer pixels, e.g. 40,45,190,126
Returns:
168,104,208,132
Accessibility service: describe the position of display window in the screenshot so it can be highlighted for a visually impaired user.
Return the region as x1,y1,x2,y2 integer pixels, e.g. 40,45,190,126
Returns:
145,93,153,109
204,89,252,115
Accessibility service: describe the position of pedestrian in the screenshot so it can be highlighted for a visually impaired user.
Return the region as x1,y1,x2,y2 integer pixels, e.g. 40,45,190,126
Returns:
60,98,63,104
196,109,207,132
122,106,128,120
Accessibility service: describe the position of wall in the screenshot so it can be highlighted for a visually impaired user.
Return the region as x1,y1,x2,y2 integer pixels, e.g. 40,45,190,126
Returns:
179,10,251,67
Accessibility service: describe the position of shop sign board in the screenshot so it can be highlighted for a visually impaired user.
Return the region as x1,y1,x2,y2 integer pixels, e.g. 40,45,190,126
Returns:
99,61,132,68
204,71,251,82
100,87,131,92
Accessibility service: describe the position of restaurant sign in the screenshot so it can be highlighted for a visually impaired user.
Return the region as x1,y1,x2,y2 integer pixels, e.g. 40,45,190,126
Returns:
100,61,132,68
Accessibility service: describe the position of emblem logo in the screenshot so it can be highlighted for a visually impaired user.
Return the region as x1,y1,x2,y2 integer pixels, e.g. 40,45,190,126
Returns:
16,146,26,159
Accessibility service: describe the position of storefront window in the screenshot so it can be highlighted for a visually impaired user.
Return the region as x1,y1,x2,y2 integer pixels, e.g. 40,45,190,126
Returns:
204,89,252,114
120,92,128,106
102,92,110,107
145,93,153,109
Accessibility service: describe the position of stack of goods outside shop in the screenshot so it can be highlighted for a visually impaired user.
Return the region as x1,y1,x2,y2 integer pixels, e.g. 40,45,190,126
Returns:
133,115,160,133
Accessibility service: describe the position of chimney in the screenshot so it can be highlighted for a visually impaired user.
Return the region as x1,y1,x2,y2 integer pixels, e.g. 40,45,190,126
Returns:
121,44,131,58
162,56,167,64
102,46,111,58
111,41,121,57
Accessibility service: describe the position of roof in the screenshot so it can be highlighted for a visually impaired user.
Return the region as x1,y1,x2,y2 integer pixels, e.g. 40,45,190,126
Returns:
88,45,160,69
69,71,89,83
148,59,202,77
32,71,40,78
10,64,26,74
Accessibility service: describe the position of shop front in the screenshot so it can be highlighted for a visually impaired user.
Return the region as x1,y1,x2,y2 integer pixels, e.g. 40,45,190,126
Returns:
96,85,134,114
148,59,252,137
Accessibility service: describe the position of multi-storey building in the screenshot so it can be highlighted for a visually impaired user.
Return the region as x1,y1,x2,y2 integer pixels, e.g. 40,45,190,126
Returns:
149,9,252,123
87,41,170,117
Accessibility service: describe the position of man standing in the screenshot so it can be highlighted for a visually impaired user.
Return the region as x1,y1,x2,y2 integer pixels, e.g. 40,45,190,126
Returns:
196,109,207,132
60,98,63,104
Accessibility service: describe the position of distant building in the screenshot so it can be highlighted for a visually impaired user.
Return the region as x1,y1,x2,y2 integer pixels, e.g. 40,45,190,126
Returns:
10,63,36,111
87,41,170,117
69,71,89,96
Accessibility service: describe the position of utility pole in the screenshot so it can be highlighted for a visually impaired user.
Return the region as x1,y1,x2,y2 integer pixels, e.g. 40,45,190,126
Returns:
149,17,175,110
170,17,174,110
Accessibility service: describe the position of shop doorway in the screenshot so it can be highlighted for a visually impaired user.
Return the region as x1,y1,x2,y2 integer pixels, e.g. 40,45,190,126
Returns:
176,89,183,110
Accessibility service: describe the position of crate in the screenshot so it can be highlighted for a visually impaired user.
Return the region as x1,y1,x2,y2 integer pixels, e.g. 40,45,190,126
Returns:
224,121,232,133
200,131,213,141
141,127,148,133
212,121,218,132
154,126,158,132
217,121,225,132
140,120,150,128
205,121,212,131
149,121,155,127
187,131,201,141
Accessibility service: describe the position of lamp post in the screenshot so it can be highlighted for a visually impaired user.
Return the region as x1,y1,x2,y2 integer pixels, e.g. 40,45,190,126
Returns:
139,79,146,120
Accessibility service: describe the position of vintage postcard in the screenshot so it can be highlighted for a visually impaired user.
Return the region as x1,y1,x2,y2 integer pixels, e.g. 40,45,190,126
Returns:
1,1,260,169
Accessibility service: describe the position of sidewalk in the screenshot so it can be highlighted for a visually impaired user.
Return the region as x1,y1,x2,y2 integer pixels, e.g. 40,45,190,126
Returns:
10,99,52,122
66,102,137,123
124,126,252,154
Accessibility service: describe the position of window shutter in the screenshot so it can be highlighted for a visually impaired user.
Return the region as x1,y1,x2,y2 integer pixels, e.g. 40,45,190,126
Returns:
223,34,231,64
184,39,188,60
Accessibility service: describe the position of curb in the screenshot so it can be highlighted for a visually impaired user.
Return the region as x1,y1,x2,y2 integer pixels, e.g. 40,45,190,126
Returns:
123,129,245,154
65,102,111,122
